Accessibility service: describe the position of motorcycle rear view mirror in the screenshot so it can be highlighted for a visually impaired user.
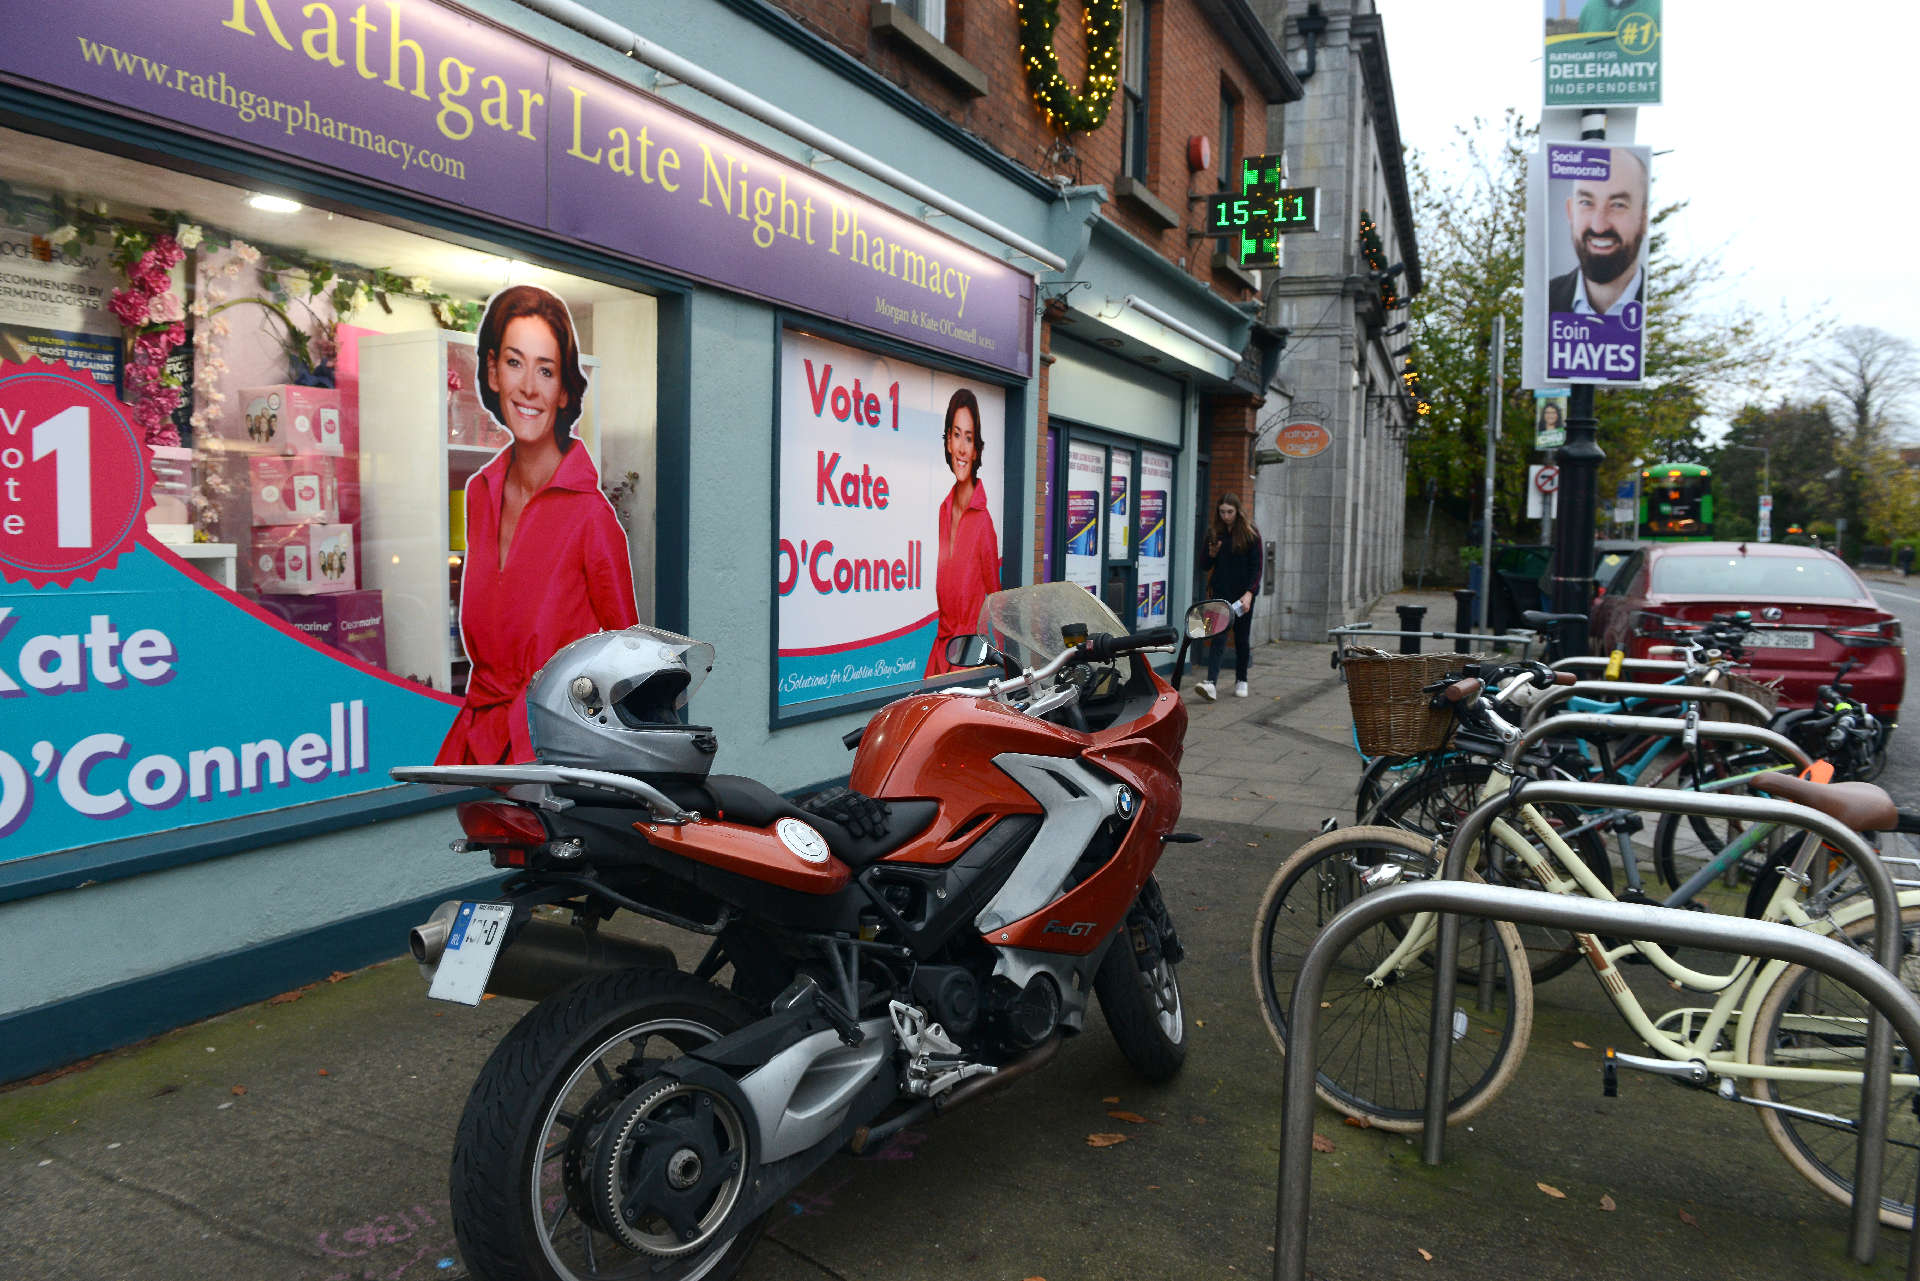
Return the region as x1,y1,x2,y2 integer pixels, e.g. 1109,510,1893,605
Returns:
1187,600,1235,639
945,634,994,668
1169,599,1235,691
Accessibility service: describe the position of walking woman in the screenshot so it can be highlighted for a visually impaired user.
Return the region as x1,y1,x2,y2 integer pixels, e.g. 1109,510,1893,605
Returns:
1196,493,1261,700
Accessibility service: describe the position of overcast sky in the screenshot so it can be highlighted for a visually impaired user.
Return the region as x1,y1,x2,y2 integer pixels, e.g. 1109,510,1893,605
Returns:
1371,1,1920,426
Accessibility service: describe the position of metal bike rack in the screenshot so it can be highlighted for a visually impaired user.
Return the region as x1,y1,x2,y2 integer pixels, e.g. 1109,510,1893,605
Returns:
1520,680,1776,730
1504,711,1813,771
1425,779,1905,1265
1551,655,1691,676
1273,881,1920,1281
1327,622,1539,663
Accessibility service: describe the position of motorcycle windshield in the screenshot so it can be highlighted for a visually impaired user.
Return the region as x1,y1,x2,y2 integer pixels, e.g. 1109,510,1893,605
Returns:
977,582,1134,682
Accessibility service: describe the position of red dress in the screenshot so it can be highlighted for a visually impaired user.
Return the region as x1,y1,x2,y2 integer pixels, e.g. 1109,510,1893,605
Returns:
925,480,1001,676
437,443,638,765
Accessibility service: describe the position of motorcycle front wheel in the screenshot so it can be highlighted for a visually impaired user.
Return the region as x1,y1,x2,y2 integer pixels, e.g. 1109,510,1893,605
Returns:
449,967,766,1281
1095,876,1188,1083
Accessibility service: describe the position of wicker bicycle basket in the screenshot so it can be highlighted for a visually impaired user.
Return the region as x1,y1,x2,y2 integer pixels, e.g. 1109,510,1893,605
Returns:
1690,670,1782,727
1341,647,1486,756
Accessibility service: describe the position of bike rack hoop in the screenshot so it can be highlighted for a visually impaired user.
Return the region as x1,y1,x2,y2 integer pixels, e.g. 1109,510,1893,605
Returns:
1274,882,1920,1281
1428,776,1903,1265
1520,680,1775,730
1505,711,1813,771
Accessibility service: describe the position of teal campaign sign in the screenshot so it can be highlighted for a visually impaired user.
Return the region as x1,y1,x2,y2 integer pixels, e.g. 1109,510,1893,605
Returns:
1544,1,1662,107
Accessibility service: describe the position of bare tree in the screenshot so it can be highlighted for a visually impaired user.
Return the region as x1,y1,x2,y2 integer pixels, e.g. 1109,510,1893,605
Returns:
1808,327,1920,549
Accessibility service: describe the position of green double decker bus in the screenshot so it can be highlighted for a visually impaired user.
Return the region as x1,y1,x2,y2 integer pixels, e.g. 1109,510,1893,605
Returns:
1639,462,1713,540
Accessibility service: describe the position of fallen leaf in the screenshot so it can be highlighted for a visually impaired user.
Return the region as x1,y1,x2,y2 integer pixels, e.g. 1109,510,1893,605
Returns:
1086,1133,1128,1148
229,1085,246,1096
1195,1019,1206,1028
1102,1096,1120,1104
1311,1133,1335,1153
1147,1185,1160,1190
316,1069,329,1077
326,971,349,983
1246,842,1260,848
1194,905,1210,912
481,993,497,1001
1022,1276,1045,1280
1599,1194,1616,1212
1108,1110,1148,1124
1320,1001,1332,1009
1343,1115,1372,1129
1188,1115,1208,1125
267,991,304,1006
1572,1040,1591,1050
1418,1248,1433,1262
1537,1183,1566,1199
1679,1209,1699,1228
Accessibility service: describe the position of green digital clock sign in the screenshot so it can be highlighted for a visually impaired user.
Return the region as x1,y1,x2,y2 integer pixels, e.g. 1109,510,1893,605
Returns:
1205,153,1318,268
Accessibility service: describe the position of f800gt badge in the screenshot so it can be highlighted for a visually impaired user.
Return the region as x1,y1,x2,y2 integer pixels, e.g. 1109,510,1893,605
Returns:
1043,920,1096,936
776,817,831,864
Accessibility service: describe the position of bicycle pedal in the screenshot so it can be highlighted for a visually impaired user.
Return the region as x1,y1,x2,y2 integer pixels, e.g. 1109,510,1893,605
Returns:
1602,1048,1618,1098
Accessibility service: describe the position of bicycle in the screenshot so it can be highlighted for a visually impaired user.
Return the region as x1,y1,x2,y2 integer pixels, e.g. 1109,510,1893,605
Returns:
1252,672,1920,1226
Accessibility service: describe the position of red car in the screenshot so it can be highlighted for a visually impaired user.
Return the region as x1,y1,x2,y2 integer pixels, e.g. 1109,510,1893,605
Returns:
1589,541,1906,719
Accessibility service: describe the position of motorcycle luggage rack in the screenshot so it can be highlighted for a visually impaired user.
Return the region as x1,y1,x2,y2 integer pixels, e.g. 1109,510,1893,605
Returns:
391,764,697,824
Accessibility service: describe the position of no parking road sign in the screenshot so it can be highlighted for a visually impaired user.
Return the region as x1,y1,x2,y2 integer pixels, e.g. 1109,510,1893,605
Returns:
1527,464,1559,520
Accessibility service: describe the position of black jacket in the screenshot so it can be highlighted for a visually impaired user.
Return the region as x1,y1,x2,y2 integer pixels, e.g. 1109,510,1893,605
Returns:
1548,267,1645,314
1204,530,1263,601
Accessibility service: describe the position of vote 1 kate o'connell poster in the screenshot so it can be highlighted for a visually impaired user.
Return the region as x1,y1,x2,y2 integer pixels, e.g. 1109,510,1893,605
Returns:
0,360,453,873
774,331,1005,715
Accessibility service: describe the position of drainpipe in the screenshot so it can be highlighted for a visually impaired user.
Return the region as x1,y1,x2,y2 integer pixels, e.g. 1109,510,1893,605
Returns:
1293,3,1327,82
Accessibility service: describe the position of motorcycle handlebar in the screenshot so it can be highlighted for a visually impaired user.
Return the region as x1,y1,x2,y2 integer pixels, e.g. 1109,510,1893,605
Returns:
1083,626,1179,663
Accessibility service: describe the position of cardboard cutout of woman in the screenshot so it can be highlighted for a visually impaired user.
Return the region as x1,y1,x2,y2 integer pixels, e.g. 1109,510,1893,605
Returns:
436,285,637,765
925,387,1001,676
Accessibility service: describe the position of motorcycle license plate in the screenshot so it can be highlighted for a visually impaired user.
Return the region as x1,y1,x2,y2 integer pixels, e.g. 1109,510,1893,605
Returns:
1743,630,1816,650
427,902,513,1006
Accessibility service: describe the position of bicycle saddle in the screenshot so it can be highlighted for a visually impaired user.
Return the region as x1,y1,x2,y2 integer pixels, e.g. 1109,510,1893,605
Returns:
1748,772,1898,833
1523,610,1588,627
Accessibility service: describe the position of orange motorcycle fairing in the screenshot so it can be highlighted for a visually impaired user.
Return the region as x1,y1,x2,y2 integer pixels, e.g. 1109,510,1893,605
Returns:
989,732,1186,954
637,818,851,895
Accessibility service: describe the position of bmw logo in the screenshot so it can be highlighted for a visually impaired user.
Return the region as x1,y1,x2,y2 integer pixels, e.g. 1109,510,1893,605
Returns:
1762,607,1784,621
1114,787,1136,820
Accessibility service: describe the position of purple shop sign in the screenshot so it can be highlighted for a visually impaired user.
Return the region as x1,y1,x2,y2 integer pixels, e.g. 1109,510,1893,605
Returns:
1,0,1032,376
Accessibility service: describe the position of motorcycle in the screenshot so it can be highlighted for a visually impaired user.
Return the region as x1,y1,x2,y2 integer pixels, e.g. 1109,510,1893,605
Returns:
394,581,1235,1281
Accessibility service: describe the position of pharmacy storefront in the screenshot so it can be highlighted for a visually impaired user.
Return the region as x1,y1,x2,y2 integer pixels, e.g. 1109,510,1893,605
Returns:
0,0,1034,1079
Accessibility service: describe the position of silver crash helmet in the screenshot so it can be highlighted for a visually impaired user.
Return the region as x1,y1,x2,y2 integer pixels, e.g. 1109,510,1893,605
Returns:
527,625,719,777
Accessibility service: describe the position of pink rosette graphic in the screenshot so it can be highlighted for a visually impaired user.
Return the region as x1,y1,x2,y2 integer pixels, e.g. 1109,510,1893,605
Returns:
0,359,153,589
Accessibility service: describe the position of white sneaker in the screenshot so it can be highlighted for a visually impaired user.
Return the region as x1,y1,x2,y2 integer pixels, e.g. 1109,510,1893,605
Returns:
1196,680,1217,702
1234,681,1249,698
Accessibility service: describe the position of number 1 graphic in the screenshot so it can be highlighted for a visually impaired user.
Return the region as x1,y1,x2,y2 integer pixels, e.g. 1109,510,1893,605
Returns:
31,405,91,548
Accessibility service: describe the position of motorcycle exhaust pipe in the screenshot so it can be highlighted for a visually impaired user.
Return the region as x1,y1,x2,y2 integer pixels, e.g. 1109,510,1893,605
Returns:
410,901,677,1002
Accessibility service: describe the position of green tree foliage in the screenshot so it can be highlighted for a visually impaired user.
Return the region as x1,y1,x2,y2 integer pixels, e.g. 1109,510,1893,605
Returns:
1403,112,1804,539
1702,400,1837,541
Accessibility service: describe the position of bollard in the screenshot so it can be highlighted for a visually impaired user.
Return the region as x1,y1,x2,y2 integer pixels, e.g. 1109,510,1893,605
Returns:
1452,588,1475,636
1394,606,1427,654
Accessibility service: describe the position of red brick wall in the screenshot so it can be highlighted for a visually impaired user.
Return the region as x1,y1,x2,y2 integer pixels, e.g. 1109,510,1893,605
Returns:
1206,395,1260,515
765,0,1267,306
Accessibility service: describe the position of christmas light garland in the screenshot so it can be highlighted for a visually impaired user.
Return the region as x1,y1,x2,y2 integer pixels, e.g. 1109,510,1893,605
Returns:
1019,0,1123,134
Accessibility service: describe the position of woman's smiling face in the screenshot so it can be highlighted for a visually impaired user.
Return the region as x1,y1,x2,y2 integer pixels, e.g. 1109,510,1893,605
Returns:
947,407,978,481
488,315,568,446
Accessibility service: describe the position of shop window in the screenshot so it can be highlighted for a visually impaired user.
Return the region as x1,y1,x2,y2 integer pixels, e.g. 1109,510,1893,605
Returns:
0,126,657,875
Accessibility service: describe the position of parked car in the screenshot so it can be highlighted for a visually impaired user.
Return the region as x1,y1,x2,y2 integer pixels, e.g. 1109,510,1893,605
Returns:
1589,541,1906,718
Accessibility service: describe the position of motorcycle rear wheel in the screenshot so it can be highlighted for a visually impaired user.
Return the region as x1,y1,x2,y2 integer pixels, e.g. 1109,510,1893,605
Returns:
1095,877,1187,1083
450,966,766,1281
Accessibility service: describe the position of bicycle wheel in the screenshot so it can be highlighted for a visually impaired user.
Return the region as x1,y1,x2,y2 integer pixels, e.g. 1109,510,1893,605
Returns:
1369,760,1612,982
1748,906,1920,1230
1251,825,1533,1132
1354,753,1415,824
1654,744,1798,891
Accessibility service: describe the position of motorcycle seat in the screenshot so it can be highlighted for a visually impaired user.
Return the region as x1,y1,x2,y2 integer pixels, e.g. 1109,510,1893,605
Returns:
642,776,936,869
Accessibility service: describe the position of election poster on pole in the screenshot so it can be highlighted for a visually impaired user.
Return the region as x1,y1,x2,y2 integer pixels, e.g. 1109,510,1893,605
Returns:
1521,141,1652,389
1543,0,1662,109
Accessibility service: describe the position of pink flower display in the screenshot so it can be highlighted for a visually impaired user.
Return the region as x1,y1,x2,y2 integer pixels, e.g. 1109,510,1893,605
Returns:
147,290,185,325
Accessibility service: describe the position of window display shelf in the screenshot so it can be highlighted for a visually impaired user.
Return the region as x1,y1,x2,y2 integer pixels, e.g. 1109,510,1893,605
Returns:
356,329,598,695
173,541,238,590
